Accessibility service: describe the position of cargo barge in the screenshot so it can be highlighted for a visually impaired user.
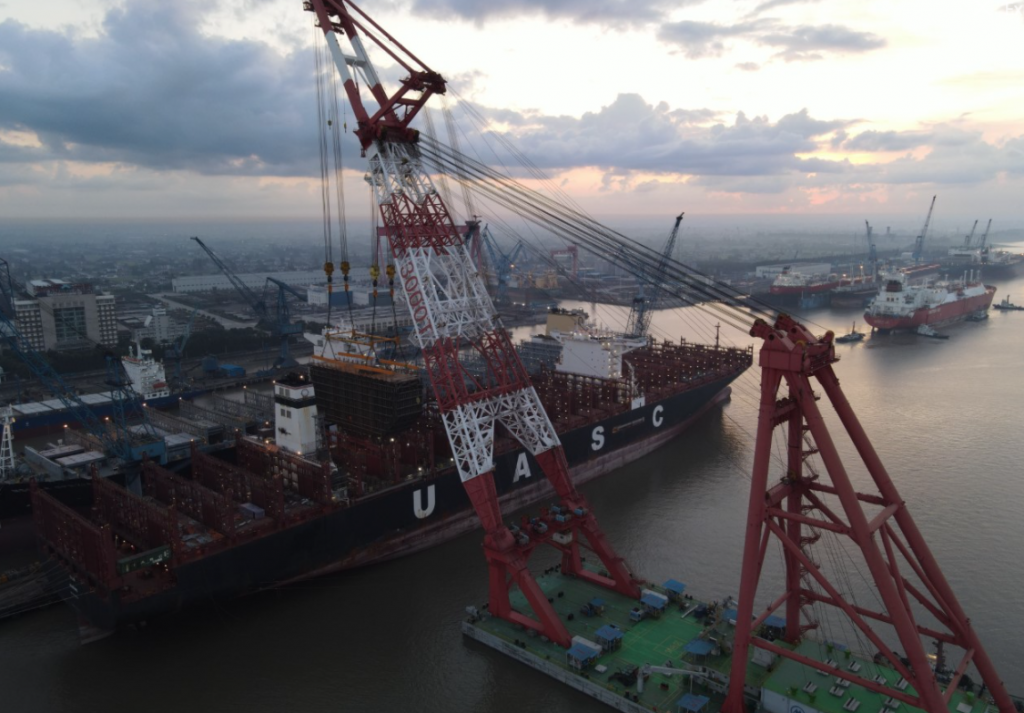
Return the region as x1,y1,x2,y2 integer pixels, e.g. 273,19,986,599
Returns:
463,569,1024,713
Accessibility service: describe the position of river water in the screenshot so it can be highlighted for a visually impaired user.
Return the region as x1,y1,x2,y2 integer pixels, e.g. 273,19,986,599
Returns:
2,272,1022,712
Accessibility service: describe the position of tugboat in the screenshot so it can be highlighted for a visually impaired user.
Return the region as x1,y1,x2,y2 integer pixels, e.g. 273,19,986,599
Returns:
834,321,865,344
916,324,950,340
993,295,1024,311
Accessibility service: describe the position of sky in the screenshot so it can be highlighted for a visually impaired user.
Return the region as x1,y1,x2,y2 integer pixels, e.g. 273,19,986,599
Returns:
0,0,1022,229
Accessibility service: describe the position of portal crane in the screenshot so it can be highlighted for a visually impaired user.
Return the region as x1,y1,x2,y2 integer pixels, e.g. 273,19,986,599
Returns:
978,218,992,251
625,212,683,339
308,0,639,647
864,220,877,277
0,259,163,464
962,219,979,248
165,308,198,386
911,195,936,263
190,237,300,368
481,226,525,306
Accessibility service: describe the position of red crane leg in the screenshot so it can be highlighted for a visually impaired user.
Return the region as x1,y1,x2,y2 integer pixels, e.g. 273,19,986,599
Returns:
463,472,571,647
534,449,641,598
724,316,1013,713
817,368,1016,713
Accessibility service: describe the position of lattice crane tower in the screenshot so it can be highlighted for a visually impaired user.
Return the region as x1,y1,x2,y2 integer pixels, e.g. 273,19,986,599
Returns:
305,0,640,647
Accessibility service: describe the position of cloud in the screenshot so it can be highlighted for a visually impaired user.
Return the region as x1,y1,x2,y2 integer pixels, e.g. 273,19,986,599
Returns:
458,95,852,178
407,0,687,25
758,24,886,62
0,3,333,177
658,19,885,62
657,19,771,59
735,61,760,71
745,0,821,18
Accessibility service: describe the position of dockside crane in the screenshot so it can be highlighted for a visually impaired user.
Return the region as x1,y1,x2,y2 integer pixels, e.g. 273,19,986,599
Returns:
308,0,640,647
911,195,936,263
480,226,525,306
864,220,878,277
0,259,163,464
190,237,300,368
625,212,683,339
164,308,198,387
962,219,979,248
978,218,992,251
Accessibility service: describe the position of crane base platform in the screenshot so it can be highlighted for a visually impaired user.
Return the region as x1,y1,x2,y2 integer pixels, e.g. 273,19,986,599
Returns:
462,570,1013,713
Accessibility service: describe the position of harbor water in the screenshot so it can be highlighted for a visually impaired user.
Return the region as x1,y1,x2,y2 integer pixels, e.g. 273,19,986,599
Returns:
2,273,1023,712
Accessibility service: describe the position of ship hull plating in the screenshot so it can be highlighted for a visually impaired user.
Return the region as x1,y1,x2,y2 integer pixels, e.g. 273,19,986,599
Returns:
62,376,740,632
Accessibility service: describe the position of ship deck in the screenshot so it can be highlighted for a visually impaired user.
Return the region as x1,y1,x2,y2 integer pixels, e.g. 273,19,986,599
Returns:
463,570,1006,713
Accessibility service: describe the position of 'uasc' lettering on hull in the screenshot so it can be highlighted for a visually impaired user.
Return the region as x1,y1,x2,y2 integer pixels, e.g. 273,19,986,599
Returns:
413,485,436,519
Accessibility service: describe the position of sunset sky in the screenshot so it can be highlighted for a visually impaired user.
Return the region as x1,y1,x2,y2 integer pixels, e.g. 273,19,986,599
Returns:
1,0,1021,227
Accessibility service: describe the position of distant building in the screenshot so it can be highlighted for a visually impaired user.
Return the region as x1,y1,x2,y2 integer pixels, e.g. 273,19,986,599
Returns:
172,271,326,294
14,280,118,352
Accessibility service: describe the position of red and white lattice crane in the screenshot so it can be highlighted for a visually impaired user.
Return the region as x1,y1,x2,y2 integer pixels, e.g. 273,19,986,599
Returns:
723,315,1014,713
305,0,640,647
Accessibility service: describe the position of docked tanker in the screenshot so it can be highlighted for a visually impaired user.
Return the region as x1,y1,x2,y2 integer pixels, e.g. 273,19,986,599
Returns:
31,308,751,636
863,268,996,333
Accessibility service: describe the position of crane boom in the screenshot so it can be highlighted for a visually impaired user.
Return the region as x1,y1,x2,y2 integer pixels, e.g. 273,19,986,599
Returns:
963,219,979,248
978,218,992,250
912,195,936,263
190,237,267,321
625,212,683,338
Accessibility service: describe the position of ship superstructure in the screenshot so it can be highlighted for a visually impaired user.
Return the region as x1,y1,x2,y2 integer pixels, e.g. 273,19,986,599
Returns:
120,341,170,401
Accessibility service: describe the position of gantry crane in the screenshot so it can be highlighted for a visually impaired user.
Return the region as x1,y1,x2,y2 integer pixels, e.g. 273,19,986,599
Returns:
190,237,301,368
307,0,639,646
625,212,683,339
911,195,936,263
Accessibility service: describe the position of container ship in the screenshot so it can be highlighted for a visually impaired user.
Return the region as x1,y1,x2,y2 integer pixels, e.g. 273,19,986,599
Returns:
863,269,996,333
30,308,751,636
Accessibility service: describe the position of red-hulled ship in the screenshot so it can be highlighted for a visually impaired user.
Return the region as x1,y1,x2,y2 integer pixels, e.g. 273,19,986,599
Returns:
863,269,996,333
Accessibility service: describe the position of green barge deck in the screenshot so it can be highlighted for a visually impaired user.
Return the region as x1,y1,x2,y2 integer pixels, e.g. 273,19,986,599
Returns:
463,570,1010,713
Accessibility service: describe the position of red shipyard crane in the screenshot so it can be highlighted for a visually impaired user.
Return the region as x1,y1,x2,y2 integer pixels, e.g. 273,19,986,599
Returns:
305,0,639,646
722,315,1014,713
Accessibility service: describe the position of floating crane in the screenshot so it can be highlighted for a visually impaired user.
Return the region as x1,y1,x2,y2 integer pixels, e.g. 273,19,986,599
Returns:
190,237,301,368
911,195,936,263
625,212,683,339
308,0,639,647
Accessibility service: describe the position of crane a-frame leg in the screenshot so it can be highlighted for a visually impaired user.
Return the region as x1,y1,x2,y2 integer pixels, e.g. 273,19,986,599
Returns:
722,315,1014,713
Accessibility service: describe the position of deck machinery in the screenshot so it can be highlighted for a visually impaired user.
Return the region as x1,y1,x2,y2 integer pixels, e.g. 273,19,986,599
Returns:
306,0,640,647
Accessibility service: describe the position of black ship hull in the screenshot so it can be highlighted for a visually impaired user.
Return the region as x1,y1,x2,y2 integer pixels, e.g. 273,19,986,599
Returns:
61,374,742,635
